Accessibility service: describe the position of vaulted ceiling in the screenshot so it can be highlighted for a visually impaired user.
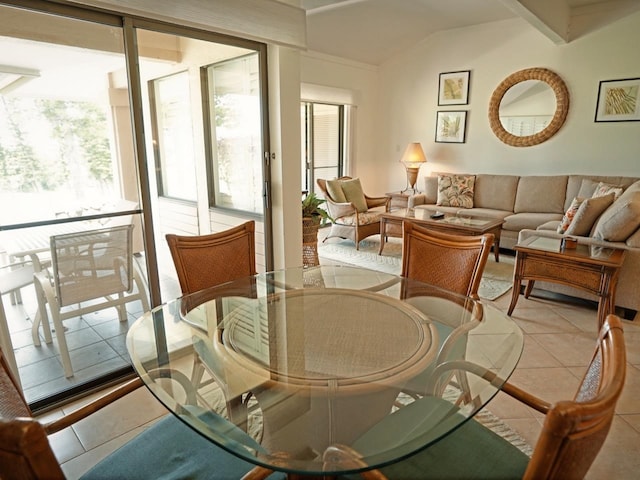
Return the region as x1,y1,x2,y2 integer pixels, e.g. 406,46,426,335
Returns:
299,0,640,65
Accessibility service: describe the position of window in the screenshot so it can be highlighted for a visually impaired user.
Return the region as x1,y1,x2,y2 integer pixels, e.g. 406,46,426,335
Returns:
206,54,263,214
301,102,346,194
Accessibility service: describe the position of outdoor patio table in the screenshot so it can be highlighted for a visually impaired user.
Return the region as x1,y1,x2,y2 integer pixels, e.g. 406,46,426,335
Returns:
127,265,524,479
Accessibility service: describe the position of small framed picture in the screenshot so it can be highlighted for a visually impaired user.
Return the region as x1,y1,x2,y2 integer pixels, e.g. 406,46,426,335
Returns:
595,77,640,122
438,70,470,105
435,111,468,143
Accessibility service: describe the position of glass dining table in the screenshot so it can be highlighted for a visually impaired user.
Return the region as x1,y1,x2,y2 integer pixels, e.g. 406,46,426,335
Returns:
127,265,523,478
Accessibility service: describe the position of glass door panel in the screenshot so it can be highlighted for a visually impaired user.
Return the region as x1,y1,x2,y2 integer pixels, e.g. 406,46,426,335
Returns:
0,4,145,407
136,28,269,302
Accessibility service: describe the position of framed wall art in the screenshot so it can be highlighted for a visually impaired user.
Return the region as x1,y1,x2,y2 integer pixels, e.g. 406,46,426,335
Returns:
438,70,470,105
435,110,467,143
594,77,640,122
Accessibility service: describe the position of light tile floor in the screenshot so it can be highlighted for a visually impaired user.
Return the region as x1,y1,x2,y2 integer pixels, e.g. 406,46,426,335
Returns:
40,252,640,479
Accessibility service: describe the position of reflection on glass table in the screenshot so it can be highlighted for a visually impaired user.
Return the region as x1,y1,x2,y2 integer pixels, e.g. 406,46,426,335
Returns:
127,265,523,478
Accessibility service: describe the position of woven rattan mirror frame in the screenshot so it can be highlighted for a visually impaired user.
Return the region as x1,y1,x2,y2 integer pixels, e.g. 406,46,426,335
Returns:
489,67,569,147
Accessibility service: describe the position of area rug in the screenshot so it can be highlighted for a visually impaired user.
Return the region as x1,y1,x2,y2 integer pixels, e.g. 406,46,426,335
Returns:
317,236,514,301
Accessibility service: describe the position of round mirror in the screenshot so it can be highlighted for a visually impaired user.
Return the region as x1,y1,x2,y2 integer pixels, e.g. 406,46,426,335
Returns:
489,68,569,147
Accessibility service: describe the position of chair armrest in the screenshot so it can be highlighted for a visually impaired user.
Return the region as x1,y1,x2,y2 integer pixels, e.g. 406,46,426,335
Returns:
518,229,629,250
326,199,357,219
44,378,144,434
365,195,390,211
430,359,551,414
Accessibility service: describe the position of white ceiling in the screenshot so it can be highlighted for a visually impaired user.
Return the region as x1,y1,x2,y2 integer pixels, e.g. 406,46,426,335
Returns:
299,0,640,65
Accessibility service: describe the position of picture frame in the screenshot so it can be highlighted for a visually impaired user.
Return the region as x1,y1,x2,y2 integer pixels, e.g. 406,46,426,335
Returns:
435,110,467,143
594,77,640,122
438,70,470,105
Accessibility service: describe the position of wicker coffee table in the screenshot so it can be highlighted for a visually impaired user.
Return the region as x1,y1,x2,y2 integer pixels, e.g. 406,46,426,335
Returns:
379,208,504,261
508,235,626,328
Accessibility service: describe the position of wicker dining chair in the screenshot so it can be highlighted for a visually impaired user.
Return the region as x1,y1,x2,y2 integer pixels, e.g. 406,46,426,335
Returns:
400,222,495,403
165,221,257,430
166,221,257,296
401,221,494,300
335,314,626,480
0,344,279,480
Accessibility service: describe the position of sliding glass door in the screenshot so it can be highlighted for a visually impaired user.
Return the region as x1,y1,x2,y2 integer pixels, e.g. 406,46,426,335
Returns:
135,25,270,302
0,1,271,410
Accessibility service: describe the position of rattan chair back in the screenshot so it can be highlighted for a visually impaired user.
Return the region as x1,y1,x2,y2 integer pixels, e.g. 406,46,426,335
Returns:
0,345,66,479
401,221,494,298
523,314,626,479
166,221,257,296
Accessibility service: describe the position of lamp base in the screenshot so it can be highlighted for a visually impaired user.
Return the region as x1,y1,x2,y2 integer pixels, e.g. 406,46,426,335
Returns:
401,166,421,194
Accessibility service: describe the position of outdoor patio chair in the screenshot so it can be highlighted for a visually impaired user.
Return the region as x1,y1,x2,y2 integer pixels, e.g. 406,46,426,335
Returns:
316,176,389,250
32,224,149,378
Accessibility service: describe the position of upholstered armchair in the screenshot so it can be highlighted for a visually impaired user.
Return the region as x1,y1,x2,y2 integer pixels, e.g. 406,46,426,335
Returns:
316,176,389,250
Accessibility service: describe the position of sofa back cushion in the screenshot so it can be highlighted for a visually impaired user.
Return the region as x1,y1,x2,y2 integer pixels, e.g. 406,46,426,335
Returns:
422,176,439,204
565,175,639,211
592,182,640,241
514,176,568,214
474,174,519,211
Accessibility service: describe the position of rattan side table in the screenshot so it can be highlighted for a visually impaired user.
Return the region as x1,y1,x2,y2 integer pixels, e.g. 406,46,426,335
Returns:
508,235,626,328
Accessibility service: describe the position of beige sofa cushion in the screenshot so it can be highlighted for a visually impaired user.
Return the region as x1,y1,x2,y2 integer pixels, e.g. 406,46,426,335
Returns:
422,176,439,204
592,191,640,241
565,193,615,236
474,174,519,211
626,228,640,248
565,175,640,211
514,176,567,214
503,212,563,232
577,179,599,199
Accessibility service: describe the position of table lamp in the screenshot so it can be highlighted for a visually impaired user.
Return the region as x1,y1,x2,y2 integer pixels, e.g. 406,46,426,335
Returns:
400,142,427,193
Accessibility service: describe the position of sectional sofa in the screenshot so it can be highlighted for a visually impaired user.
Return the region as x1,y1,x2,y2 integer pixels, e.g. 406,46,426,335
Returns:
408,173,640,316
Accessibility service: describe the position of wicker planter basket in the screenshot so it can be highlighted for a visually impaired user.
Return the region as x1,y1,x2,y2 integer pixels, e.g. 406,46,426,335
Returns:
302,216,321,267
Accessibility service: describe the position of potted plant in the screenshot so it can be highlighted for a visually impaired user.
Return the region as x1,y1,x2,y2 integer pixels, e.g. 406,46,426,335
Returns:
301,192,332,267
302,192,332,225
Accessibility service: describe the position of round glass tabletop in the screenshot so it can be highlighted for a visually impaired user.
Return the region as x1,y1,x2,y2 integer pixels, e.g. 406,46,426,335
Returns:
127,265,523,477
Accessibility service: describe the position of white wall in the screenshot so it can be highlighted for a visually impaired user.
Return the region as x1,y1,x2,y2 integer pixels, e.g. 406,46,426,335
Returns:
376,12,640,187
301,12,640,195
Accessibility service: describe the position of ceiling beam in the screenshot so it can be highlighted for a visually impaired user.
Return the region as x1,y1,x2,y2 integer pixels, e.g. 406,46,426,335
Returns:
499,0,570,44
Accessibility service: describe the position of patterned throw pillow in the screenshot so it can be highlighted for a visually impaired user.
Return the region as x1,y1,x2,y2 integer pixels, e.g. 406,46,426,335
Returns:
436,174,475,208
592,181,624,200
557,197,584,234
